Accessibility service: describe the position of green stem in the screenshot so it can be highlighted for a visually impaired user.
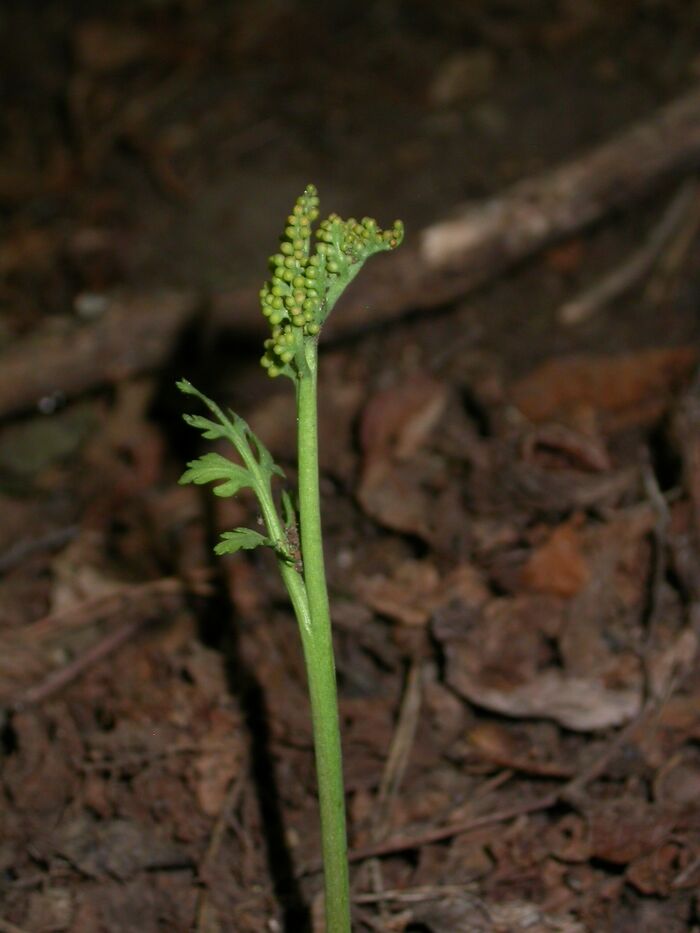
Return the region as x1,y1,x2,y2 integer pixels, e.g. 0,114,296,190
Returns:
240,447,312,638
295,345,351,933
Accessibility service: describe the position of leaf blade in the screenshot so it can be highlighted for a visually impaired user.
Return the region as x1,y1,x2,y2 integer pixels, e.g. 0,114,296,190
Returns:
179,452,252,496
214,528,271,555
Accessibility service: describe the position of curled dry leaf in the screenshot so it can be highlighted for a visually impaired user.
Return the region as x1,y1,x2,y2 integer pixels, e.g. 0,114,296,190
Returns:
535,466,639,513
521,421,611,472
496,432,640,514
510,346,697,424
467,721,573,777
449,663,642,731
439,595,643,731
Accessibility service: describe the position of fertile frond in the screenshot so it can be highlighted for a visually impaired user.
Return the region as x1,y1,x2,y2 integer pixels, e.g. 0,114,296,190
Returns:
259,185,404,378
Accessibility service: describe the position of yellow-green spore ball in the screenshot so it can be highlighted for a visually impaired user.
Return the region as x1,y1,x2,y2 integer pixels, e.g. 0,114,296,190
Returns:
259,186,403,381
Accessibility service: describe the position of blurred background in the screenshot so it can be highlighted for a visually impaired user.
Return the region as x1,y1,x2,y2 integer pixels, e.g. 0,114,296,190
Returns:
3,2,700,931
3,0,697,319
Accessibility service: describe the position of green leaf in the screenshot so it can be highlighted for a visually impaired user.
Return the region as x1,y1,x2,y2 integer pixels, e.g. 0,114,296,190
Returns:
177,380,235,434
178,379,287,540
176,378,197,396
179,452,252,496
243,419,285,479
214,528,271,555
182,413,227,440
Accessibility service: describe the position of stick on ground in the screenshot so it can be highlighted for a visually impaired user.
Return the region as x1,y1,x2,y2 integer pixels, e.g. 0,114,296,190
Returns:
6,88,700,417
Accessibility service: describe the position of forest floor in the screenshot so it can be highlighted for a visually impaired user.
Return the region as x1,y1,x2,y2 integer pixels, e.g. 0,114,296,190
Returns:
2,2,700,930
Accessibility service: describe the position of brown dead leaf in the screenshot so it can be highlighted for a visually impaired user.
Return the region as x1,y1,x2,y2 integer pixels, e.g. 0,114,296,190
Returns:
655,694,700,735
521,421,611,472
668,502,700,602
553,506,655,685
439,594,643,731
356,561,488,627
654,749,700,807
418,898,587,933
51,814,191,880
49,529,124,614
450,664,641,731
646,627,699,701
71,876,194,932
429,49,496,106
356,375,453,539
356,456,445,541
521,522,590,597
587,799,674,865
191,744,240,817
340,696,396,779
3,709,83,824
422,678,468,750
187,703,244,816
546,814,591,863
360,373,447,465
511,347,697,423
357,559,440,626
536,467,639,513
467,721,572,777
627,842,694,895
638,688,700,769
24,887,74,931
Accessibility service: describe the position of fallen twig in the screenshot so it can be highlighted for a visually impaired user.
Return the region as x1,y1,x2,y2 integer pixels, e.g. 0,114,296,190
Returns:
559,178,699,325
6,89,700,418
320,83,700,339
9,618,142,712
646,183,700,304
0,525,78,575
6,577,192,711
372,658,423,840
354,884,477,905
23,576,187,639
299,692,667,873
359,658,424,922
343,794,559,867
195,773,247,932
0,290,198,418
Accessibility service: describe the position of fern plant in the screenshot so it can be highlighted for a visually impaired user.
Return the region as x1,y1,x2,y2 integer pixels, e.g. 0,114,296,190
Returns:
178,185,403,931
